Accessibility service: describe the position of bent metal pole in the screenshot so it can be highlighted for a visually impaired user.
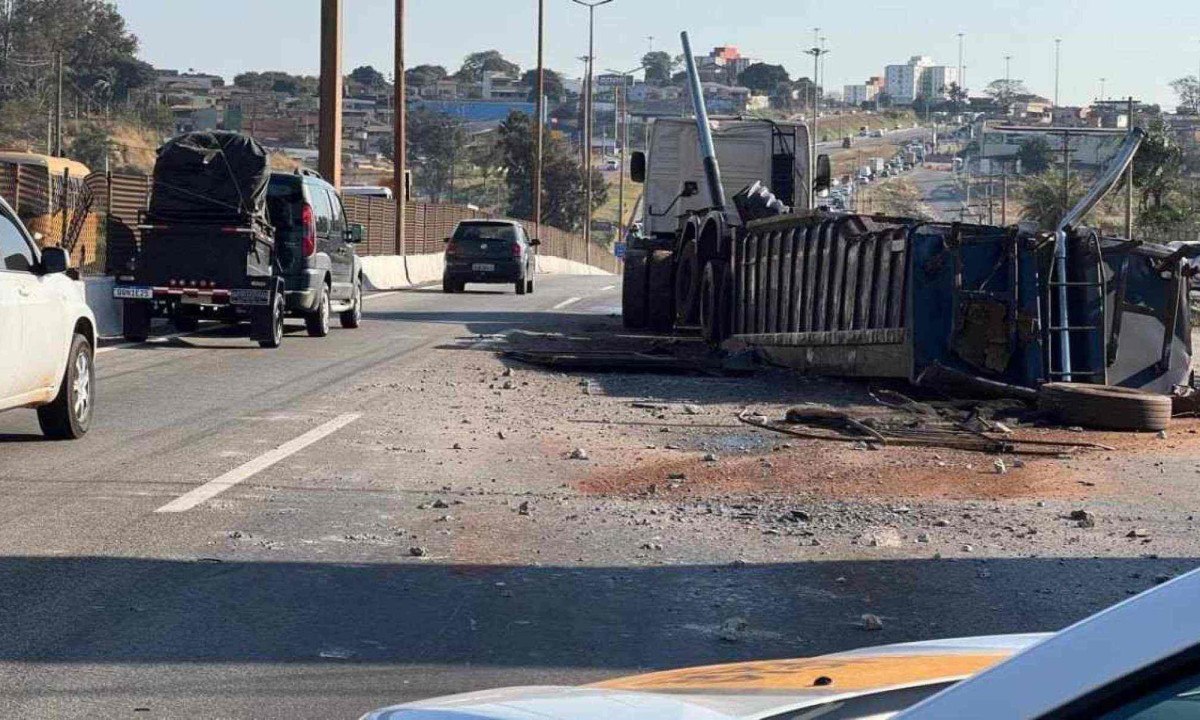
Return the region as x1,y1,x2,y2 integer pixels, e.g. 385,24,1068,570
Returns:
680,31,726,214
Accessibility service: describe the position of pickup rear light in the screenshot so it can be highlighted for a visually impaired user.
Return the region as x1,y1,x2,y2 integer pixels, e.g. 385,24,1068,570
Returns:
301,203,317,257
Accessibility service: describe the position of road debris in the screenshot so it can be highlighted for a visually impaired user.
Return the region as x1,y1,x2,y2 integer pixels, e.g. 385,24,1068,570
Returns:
861,614,884,631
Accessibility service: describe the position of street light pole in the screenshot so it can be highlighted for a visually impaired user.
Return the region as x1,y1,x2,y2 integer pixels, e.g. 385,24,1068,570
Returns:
533,0,545,242
1054,38,1061,107
957,32,964,93
393,0,406,258
1099,77,1106,101
804,29,829,208
572,0,613,267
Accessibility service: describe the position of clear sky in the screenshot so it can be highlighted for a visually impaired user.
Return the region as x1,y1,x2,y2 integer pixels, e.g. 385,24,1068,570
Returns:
115,0,1198,108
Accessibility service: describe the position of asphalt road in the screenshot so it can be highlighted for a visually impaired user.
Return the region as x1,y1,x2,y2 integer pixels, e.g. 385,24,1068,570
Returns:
1,272,1195,719
0,275,628,719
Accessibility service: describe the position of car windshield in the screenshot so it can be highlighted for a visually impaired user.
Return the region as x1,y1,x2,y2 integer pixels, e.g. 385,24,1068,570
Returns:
4,3,1200,720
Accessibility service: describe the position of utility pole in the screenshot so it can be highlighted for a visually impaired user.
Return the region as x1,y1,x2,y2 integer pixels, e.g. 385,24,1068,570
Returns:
957,32,965,95
1099,77,1106,101
318,0,343,187
534,0,545,241
1001,172,1009,225
1125,95,1135,239
617,82,626,237
1004,54,1012,102
804,29,829,206
572,0,613,266
393,0,406,257
1054,38,1062,107
54,49,63,156
1062,130,1072,214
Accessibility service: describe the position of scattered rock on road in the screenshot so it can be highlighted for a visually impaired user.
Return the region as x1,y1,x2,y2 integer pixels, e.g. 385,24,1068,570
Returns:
861,613,884,631
570,448,590,461
719,617,748,642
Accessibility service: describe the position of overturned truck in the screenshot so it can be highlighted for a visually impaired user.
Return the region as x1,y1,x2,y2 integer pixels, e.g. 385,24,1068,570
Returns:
624,32,1195,401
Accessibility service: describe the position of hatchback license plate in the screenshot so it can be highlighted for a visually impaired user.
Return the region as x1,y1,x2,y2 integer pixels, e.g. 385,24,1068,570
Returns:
113,286,153,300
472,263,495,272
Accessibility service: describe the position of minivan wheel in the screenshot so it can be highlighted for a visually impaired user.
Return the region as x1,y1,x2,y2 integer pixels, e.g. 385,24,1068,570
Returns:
256,293,285,349
38,334,94,440
306,286,331,337
340,277,363,329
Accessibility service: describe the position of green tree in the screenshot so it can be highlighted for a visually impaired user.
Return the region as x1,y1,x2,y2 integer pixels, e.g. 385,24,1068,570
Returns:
737,63,790,95
66,122,112,169
946,82,968,112
521,68,565,104
234,71,318,96
984,78,1029,106
406,107,467,203
1022,170,1085,230
1169,76,1200,115
456,50,519,82
493,111,607,232
1017,137,1053,174
348,65,389,91
406,64,448,88
641,51,675,86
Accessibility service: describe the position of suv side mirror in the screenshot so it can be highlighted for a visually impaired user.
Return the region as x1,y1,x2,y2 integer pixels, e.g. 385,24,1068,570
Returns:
40,246,69,274
630,151,646,184
346,223,365,243
814,154,832,194
529,238,542,247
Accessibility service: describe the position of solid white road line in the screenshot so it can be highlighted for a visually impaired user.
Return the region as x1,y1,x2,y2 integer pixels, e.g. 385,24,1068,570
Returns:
552,297,583,310
600,284,617,292
155,413,362,513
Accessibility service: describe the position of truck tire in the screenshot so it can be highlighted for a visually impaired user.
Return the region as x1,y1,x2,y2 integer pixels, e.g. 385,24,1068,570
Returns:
717,261,734,342
340,276,363,329
122,300,151,342
37,334,94,440
674,240,701,327
646,250,676,334
622,250,649,330
1038,382,1173,432
253,292,285,349
700,260,720,345
306,285,331,337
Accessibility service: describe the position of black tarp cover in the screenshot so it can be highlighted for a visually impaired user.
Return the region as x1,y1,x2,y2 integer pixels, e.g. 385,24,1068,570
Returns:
148,132,271,227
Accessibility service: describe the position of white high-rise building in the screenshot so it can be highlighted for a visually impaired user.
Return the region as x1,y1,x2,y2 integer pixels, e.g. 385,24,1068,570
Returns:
844,83,879,106
884,56,958,104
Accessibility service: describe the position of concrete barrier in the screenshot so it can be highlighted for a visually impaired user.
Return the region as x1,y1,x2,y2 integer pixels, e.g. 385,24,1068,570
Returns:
85,253,617,337
361,253,612,291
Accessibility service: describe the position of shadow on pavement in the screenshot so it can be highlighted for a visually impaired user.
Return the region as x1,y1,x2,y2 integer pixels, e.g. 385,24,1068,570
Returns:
2,555,1194,668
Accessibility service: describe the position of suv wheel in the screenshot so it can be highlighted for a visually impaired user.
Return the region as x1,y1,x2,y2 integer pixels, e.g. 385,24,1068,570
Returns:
38,334,94,440
340,277,363,329
306,285,331,337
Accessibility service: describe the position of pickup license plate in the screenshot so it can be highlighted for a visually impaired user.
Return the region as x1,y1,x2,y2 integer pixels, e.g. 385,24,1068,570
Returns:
229,288,271,306
472,263,495,272
113,286,153,300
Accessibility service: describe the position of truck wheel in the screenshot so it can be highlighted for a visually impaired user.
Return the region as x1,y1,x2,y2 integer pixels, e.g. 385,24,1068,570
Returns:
37,334,94,440
122,300,151,342
1038,383,1173,432
646,250,676,334
700,260,721,346
254,293,285,349
340,277,363,329
306,285,331,337
717,261,735,343
674,241,701,327
622,251,649,330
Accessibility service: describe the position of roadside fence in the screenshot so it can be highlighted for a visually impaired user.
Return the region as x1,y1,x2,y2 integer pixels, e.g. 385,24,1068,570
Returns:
0,164,620,276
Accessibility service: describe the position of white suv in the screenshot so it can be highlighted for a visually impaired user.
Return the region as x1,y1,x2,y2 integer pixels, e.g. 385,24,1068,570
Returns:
0,196,96,439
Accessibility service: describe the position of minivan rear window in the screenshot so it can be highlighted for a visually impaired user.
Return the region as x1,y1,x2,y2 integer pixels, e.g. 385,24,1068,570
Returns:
454,223,517,243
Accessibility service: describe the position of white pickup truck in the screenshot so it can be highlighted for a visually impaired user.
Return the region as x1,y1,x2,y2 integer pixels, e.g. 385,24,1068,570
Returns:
0,196,97,439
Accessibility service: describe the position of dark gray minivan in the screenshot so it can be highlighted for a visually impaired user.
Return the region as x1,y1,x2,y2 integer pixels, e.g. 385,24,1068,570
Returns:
443,220,538,295
266,170,365,335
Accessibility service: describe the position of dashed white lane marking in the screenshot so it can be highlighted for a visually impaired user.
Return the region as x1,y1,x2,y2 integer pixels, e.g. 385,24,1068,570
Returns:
552,297,583,310
155,413,362,513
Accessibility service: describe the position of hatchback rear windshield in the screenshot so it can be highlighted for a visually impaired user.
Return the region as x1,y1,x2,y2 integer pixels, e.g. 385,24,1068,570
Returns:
453,223,518,244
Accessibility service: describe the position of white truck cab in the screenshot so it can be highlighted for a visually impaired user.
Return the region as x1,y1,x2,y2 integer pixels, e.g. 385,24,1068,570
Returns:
0,196,97,439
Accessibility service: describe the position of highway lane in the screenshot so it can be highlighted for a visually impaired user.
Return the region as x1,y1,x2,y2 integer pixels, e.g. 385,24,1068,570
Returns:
0,274,628,719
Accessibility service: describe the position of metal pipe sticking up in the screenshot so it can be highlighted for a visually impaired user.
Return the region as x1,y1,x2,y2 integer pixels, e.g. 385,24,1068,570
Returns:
679,31,727,216
1051,127,1146,382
